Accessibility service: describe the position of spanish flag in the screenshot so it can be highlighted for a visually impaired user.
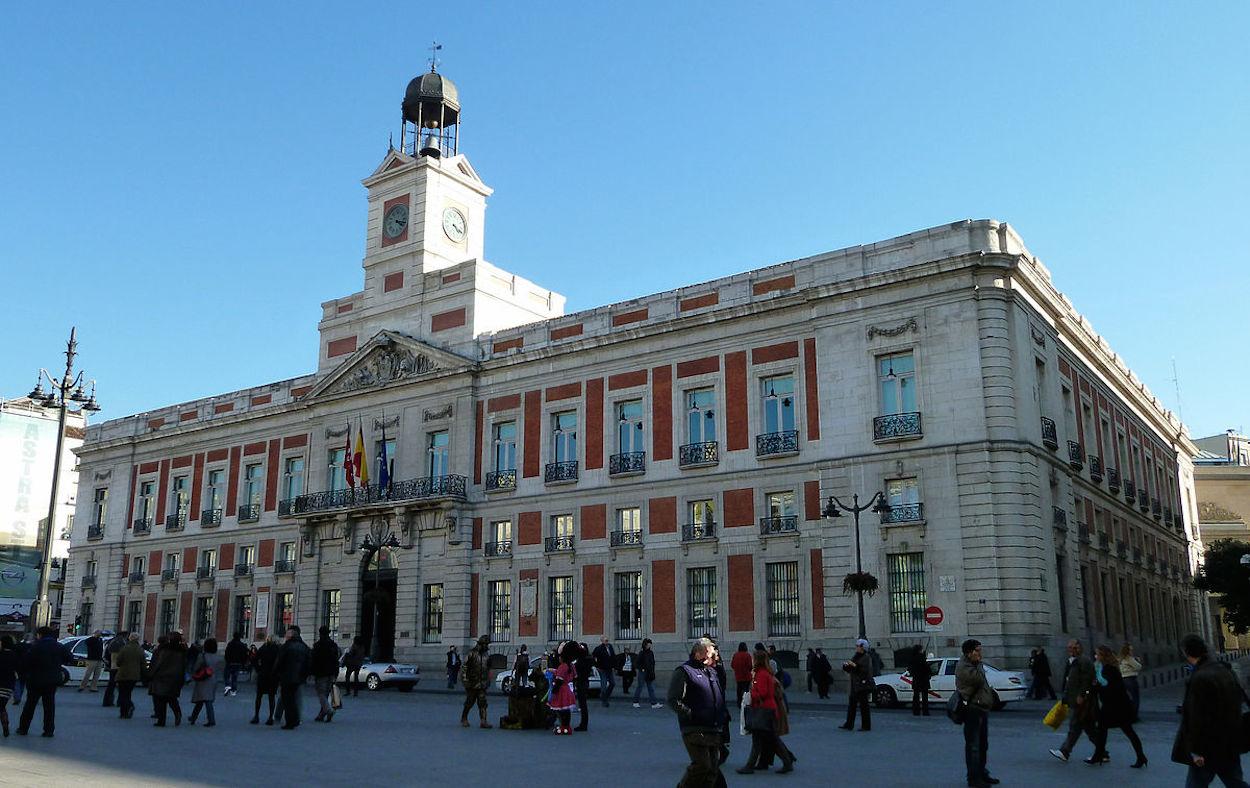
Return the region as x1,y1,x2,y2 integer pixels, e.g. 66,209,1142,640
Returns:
343,423,355,488
354,423,370,487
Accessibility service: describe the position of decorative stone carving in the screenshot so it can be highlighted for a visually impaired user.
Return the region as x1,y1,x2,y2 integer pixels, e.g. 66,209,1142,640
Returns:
423,404,453,422
1199,501,1243,523
93,469,113,481
328,343,439,395
1031,326,1046,347
866,318,918,340
373,414,401,431
325,426,350,439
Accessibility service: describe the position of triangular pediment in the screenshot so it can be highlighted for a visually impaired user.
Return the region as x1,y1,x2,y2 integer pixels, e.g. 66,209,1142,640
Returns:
305,330,477,400
368,148,416,179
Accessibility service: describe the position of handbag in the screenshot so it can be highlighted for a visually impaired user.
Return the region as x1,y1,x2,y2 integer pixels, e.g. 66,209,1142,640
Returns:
1043,700,1069,730
946,690,968,725
192,664,214,682
744,705,775,734
331,683,343,710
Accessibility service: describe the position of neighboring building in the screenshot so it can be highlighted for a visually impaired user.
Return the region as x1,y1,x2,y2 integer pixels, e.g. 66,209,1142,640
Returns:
1194,430,1250,651
0,396,84,634
64,69,1205,673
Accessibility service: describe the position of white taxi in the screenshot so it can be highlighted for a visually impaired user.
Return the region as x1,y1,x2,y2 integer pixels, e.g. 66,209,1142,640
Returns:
872,656,1026,710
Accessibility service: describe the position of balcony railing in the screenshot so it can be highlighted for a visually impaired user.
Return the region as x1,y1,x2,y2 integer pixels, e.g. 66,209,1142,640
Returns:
1151,499,1162,520
874,412,922,441
1106,467,1121,493
128,571,145,585
1053,507,1068,528
1040,417,1059,450
544,462,579,485
80,575,97,589
544,535,574,553
1078,524,1090,544
235,564,252,577
1097,532,1109,551
759,515,799,536
275,559,296,574
202,508,222,527
1123,479,1137,504
161,569,176,582
610,530,643,548
682,522,716,542
485,540,513,558
882,503,924,524
196,566,214,580
678,441,719,468
132,518,152,536
484,469,517,492
609,451,646,476
165,511,187,532
279,474,468,516
237,503,260,523
1067,441,1084,471
1088,455,1103,483
1138,489,1150,513
756,430,799,457
1116,540,1127,559
87,524,104,541
1133,547,1142,564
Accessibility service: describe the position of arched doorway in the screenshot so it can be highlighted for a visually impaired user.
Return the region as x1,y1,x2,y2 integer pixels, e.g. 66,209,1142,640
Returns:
359,546,398,660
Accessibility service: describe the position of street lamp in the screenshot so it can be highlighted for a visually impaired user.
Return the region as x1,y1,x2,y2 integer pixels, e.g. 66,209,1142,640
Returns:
357,516,408,659
822,491,891,640
26,327,100,633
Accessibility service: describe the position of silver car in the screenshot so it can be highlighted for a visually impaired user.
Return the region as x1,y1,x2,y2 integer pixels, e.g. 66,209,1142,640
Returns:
336,654,420,691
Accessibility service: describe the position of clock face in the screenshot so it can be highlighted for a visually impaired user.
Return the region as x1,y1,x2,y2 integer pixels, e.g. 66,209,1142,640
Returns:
383,203,409,239
442,207,467,242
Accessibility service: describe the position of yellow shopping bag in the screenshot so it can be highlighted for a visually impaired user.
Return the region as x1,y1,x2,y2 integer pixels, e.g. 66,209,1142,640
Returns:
1043,700,1069,730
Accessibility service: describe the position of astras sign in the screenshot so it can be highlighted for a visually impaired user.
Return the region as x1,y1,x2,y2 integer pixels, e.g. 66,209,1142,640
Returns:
0,409,57,549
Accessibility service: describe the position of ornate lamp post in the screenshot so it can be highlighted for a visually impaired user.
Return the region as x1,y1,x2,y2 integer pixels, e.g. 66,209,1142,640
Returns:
26,327,100,632
357,516,409,658
822,491,891,640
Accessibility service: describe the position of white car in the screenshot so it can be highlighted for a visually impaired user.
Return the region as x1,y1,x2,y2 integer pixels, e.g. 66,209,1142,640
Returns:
494,656,603,697
871,657,1025,710
58,635,152,686
336,654,419,692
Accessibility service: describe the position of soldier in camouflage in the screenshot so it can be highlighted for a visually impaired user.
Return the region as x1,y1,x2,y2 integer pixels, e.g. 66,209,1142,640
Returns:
459,634,493,729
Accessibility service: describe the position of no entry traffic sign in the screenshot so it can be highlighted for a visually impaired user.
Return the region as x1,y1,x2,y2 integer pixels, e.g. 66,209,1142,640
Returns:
924,605,944,627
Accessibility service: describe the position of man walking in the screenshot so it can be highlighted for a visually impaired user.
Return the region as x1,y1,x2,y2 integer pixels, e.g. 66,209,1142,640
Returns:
446,644,461,689
101,630,127,707
459,635,492,729
1031,646,1056,700
16,627,69,737
667,637,729,787
907,644,931,716
730,642,752,706
1049,639,1096,763
593,636,617,707
573,642,593,731
955,639,1000,788
632,638,662,708
839,638,874,731
224,632,249,697
115,633,144,719
78,630,104,692
1175,634,1247,787
311,626,340,723
275,625,310,730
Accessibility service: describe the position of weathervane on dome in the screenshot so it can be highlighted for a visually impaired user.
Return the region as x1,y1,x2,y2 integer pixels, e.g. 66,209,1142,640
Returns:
428,41,442,72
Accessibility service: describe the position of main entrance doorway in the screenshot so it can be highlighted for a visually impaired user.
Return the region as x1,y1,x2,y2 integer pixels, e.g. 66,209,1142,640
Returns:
359,547,398,660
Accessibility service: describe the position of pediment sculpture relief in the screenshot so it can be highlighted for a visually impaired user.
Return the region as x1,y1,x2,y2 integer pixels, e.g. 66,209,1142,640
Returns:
328,344,439,395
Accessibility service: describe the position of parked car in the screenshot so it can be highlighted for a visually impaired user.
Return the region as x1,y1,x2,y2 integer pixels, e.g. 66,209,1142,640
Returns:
872,656,1025,711
494,654,603,697
58,635,153,686
336,653,419,692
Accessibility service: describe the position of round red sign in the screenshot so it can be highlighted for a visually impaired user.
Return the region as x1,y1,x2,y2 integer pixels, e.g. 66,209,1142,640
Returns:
923,606,944,626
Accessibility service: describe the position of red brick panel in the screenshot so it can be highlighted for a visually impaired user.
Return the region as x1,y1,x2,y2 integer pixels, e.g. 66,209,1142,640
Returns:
648,497,677,534
182,546,198,573
679,292,719,312
582,564,605,636
290,387,311,402
226,446,241,517
250,394,272,407
172,455,193,469
585,378,604,471
215,588,231,641
545,382,582,402
117,595,125,630
258,539,275,568
120,553,128,579
580,504,606,541
651,365,673,461
126,465,137,527
442,272,461,284
676,356,720,378
471,518,483,551
207,448,229,463
380,194,410,247
727,554,755,632
144,593,157,639
751,341,799,365
147,418,165,430
264,439,281,511
327,336,357,358
803,338,821,441
139,461,160,475
723,488,755,527
219,543,235,571
155,459,171,524
189,453,205,522
282,433,308,449
550,324,584,341
810,549,825,630
519,512,542,545
148,550,162,576
213,403,234,415
804,481,822,521
337,302,353,314
493,336,523,353
724,352,749,451
752,274,795,296
612,308,648,327
519,569,539,638
431,307,467,333
522,390,541,478
243,442,266,456
651,559,676,633
608,370,647,390
489,394,521,413
383,272,405,293
473,402,484,485
469,573,479,639
178,591,193,633
180,411,197,423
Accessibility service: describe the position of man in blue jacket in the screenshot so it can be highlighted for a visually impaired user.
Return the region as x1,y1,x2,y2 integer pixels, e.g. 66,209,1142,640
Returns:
667,637,729,787
17,627,70,737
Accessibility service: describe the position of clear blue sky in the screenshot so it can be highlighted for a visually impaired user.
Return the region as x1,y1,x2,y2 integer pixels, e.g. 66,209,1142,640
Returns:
2,3,1246,441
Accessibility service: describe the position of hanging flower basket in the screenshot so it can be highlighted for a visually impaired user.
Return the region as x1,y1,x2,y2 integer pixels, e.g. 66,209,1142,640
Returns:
842,571,879,597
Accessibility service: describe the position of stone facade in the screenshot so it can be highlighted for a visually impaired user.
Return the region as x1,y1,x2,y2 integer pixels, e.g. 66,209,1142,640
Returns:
1194,432,1250,651
63,75,1206,673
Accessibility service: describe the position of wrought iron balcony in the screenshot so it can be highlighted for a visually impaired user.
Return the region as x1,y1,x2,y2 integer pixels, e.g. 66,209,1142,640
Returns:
165,511,186,532
80,575,96,589
1077,524,1090,544
882,503,924,524
275,559,296,574
873,412,922,441
236,503,259,523
682,522,716,542
196,566,214,580
1097,532,1109,551
485,540,513,557
1106,467,1121,493
161,568,176,582
1066,441,1084,471
544,461,578,485
1116,540,1127,559
609,451,646,476
202,508,222,527
756,430,799,457
1123,479,1136,504
1052,507,1067,528
610,530,643,548
87,524,104,541
1138,489,1149,513
678,441,719,468
544,535,574,553
132,518,152,536
484,469,517,492
759,515,799,536
235,563,252,577
1088,455,1103,483
1151,499,1162,520
280,474,468,516
1040,417,1059,450
1132,547,1142,564
128,571,145,585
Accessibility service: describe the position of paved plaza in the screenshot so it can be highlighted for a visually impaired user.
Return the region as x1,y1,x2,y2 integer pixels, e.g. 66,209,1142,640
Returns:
0,677,1212,787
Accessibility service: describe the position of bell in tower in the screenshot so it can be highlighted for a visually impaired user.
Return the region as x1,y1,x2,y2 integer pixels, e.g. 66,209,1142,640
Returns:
400,47,460,159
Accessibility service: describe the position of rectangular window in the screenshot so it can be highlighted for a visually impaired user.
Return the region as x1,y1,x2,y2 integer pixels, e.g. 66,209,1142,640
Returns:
283,457,305,500
488,580,512,641
614,571,643,640
423,584,444,643
92,488,108,526
206,469,224,512
234,595,253,641
274,592,294,632
79,602,93,634
194,596,214,642
887,552,927,633
244,463,264,506
492,421,517,472
765,561,801,636
687,567,718,638
766,491,795,518
139,481,156,521
887,478,920,506
760,375,796,433
238,544,255,570
160,598,177,637
85,559,97,579
492,519,512,544
878,351,916,415
618,507,641,534
689,499,715,525
327,448,347,492
278,542,295,564
616,400,645,453
551,411,578,463
552,514,575,539
126,600,142,635
164,552,178,573
200,548,217,571
548,576,575,641
1100,571,1112,635
685,389,717,445
321,589,340,633
427,431,449,477
132,555,146,575
171,475,189,517
1055,553,1069,632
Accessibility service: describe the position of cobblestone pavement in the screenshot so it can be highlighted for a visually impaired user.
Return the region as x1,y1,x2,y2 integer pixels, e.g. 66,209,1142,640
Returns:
0,681,1204,787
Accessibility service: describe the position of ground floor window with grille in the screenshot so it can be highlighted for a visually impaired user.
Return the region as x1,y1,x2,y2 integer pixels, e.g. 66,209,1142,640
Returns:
159,598,176,637
423,584,444,643
273,592,293,634
614,572,643,640
78,602,93,634
687,567,718,638
194,596,214,642
321,589,340,634
126,600,142,635
232,595,253,640
887,552,927,633
489,580,512,641
549,576,575,641
765,561,800,636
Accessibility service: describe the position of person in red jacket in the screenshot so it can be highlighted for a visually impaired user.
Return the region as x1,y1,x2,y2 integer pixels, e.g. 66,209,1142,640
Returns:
730,642,753,707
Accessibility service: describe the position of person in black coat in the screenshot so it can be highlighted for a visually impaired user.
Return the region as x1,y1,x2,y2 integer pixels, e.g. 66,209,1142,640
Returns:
0,635,19,736
1087,645,1146,767
310,627,340,723
1174,634,1245,783
274,626,310,729
571,642,594,731
16,627,70,737
251,634,281,725
906,644,931,716
592,637,616,707
1030,646,1056,700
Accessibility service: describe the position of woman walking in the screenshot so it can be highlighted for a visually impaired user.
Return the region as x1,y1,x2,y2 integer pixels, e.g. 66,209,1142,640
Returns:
115,633,144,719
188,637,224,727
344,637,367,697
148,631,188,727
618,647,636,694
737,650,795,774
1118,643,1142,721
251,634,280,725
548,643,578,735
1087,645,1147,768
0,635,18,736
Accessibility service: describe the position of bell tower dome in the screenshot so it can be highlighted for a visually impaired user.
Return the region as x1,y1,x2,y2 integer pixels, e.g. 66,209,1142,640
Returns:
400,59,459,159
